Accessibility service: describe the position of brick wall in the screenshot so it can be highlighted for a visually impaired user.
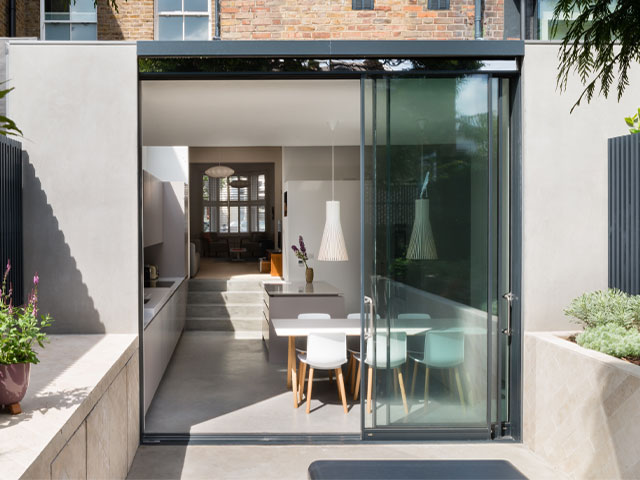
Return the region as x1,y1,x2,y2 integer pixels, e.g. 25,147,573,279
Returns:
220,0,504,41
0,0,9,37
16,0,39,38
10,0,504,42
98,0,154,40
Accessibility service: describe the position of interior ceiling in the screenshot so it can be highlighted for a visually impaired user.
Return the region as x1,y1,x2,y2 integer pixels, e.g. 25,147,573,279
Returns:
141,79,361,147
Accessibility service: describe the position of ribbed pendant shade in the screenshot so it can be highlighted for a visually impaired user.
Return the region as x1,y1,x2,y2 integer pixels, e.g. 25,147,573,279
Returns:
205,165,234,178
318,200,348,261
406,198,437,260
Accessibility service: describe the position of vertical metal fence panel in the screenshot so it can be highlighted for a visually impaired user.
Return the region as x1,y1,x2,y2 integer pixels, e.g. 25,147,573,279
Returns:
0,136,23,305
609,133,640,294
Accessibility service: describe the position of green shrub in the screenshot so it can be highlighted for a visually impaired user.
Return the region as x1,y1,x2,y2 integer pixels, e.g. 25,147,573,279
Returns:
564,289,640,330
576,323,640,358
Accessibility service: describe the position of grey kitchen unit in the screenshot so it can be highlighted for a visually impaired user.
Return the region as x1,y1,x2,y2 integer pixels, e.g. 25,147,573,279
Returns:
262,281,346,363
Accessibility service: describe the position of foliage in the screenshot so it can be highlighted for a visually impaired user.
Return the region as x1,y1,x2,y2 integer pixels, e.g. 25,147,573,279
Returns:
0,85,22,137
576,323,640,358
564,289,640,330
291,236,309,268
624,108,640,134
553,0,640,112
0,261,52,365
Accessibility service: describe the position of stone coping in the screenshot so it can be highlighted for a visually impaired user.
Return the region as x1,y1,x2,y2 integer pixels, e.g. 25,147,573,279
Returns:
0,334,138,480
527,330,640,379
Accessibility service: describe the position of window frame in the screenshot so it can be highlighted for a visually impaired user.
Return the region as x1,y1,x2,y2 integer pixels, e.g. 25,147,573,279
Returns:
40,0,98,41
203,173,267,235
155,0,212,41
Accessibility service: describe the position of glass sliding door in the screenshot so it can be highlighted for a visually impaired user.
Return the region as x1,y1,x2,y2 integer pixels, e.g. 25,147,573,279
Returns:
361,75,511,438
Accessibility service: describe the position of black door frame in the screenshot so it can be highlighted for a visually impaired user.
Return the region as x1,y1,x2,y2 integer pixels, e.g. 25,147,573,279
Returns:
136,40,524,445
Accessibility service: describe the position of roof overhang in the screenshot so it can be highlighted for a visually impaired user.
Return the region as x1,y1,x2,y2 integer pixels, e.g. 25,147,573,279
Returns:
137,40,525,59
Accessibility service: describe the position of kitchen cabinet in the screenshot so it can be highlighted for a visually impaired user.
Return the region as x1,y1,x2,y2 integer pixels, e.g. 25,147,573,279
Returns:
143,170,164,247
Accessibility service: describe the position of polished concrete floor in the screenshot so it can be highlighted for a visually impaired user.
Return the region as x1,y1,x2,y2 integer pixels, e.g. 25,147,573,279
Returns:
128,443,567,479
145,331,493,434
145,332,361,434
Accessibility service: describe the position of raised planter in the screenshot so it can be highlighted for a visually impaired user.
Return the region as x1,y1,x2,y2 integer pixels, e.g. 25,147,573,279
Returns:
524,331,640,479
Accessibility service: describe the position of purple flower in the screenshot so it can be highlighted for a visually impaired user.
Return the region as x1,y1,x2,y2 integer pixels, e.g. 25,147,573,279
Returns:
299,236,306,254
291,245,299,253
33,273,39,286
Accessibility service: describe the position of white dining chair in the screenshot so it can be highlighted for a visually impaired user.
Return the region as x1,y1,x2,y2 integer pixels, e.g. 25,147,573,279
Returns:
297,332,349,414
353,331,409,415
345,312,380,394
296,313,331,400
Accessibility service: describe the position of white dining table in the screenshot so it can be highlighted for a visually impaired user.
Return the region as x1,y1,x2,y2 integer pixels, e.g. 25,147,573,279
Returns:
271,317,432,408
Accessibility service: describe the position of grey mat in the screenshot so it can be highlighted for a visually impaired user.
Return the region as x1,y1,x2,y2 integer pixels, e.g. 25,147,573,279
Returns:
308,459,528,480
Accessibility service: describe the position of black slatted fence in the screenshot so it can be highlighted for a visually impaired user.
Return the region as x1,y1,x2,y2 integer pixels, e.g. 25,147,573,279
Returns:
0,136,23,305
609,133,640,294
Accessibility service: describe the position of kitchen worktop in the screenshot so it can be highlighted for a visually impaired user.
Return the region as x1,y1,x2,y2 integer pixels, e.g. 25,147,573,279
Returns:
263,281,342,297
143,276,186,328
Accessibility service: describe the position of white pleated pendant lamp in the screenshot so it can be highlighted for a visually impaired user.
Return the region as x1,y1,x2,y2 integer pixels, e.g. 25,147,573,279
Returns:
406,198,437,260
318,121,348,262
318,200,348,261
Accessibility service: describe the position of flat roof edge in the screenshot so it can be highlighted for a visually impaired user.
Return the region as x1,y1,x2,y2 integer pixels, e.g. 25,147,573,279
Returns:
137,40,525,58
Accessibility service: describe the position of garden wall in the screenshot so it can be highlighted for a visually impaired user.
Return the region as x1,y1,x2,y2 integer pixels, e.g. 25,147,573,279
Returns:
523,331,640,478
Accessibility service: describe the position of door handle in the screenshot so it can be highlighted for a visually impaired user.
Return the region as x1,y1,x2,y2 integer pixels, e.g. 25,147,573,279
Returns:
364,296,373,339
502,292,514,337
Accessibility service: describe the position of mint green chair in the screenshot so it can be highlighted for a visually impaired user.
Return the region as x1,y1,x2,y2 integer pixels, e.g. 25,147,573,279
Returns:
409,328,465,410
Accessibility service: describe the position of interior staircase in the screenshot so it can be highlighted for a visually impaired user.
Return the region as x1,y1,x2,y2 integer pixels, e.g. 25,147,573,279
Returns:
186,277,266,338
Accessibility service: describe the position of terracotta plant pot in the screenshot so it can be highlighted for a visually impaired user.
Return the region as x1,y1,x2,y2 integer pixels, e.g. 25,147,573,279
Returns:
0,363,31,413
305,267,314,284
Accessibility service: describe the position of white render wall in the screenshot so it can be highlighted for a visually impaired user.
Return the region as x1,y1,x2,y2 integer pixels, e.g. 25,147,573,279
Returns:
522,44,640,332
7,42,138,333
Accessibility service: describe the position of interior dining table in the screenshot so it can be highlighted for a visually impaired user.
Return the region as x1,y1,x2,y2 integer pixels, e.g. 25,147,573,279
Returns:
270,317,432,409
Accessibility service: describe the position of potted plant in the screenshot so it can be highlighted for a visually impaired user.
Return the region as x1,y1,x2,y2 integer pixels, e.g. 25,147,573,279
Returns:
0,261,52,414
292,235,313,284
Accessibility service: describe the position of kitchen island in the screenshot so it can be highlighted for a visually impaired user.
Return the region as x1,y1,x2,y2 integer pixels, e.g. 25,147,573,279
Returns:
262,281,345,364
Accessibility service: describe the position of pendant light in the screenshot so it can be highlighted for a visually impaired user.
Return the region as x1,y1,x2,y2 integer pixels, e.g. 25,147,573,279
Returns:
406,124,437,260
205,164,234,178
318,120,348,262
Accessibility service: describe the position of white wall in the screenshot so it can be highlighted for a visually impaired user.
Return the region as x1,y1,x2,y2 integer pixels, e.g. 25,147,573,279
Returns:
522,44,640,331
284,180,360,314
7,42,138,333
283,146,360,183
142,146,189,183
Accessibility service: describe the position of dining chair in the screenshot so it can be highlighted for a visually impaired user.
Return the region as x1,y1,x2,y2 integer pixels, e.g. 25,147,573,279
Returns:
397,313,432,378
353,331,409,415
297,332,349,414
345,313,380,394
409,328,465,411
296,313,331,401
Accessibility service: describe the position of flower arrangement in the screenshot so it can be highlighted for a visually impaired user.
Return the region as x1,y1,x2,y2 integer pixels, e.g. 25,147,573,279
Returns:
0,260,52,365
291,235,310,269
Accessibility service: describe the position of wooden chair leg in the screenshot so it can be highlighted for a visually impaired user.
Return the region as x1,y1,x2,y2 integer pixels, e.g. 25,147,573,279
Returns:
291,359,298,408
463,367,474,404
411,360,419,397
336,368,348,414
367,366,373,414
393,368,398,396
298,361,307,404
423,367,430,411
353,361,362,400
396,368,409,415
7,402,21,415
306,367,315,414
454,366,466,412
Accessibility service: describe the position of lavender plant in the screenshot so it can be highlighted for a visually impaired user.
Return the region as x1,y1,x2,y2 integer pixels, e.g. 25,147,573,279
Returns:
291,235,310,269
0,261,52,365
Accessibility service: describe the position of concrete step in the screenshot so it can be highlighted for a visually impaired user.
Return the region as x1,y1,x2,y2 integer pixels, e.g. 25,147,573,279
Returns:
188,278,264,293
185,317,263,333
187,291,263,305
187,304,263,319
